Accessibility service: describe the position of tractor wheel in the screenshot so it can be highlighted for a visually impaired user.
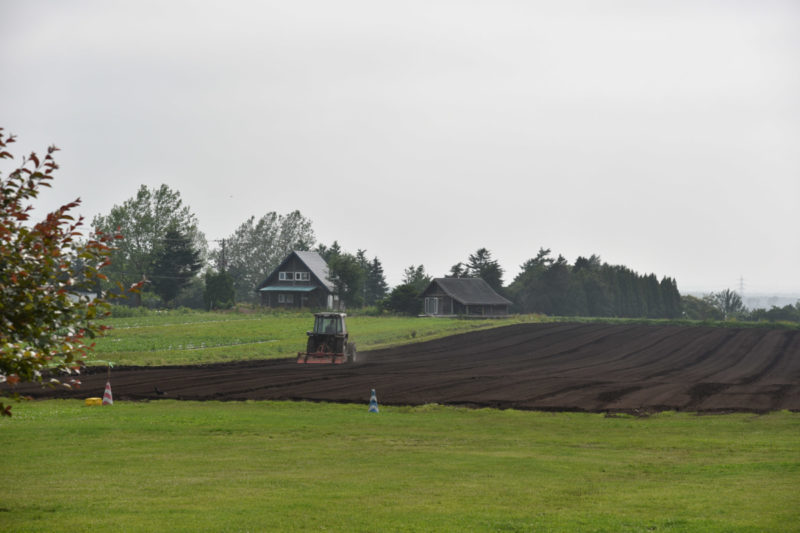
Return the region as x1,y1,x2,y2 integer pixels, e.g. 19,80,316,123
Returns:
346,342,357,363
306,337,315,354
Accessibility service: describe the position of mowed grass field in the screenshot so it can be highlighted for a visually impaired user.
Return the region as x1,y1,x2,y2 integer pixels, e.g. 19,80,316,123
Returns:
89,312,530,366
2,400,798,532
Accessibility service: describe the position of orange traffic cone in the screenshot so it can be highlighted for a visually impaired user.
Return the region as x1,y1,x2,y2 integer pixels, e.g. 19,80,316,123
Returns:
102,381,113,405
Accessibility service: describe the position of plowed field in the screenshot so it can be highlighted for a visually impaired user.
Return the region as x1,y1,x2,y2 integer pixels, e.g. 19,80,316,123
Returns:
15,323,800,413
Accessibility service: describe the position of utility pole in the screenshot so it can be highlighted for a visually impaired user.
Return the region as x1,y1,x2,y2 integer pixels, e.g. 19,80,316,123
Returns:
212,238,227,272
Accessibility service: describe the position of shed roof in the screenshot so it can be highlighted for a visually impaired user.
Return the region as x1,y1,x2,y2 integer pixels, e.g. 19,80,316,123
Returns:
423,278,512,306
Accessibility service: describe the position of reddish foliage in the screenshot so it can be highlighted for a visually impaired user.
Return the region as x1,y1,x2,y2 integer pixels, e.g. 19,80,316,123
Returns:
0,128,141,413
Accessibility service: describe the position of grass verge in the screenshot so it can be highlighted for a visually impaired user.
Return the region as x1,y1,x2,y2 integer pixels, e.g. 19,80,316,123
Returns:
2,400,798,532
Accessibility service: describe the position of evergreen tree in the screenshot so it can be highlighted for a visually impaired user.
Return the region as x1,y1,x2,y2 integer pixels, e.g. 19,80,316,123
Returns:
507,248,553,314
315,240,342,262
572,255,611,316
365,257,388,306
150,228,202,306
466,247,504,292
540,255,570,315
565,275,589,316
643,274,664,318
660,277,682,318
316,244,388,308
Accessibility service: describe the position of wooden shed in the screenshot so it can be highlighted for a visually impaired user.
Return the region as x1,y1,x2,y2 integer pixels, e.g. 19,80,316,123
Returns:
420,278,511,317
256,251,337,309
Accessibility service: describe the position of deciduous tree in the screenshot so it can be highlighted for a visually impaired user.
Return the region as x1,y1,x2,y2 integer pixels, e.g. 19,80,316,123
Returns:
203,270,235,310
709,289,744,320
327,252,366,309
402,264,431,293
384,284,423,315
92,184,206,305
681,294,722,320
447,262,468,278
0,129,135,415
214,210,315,303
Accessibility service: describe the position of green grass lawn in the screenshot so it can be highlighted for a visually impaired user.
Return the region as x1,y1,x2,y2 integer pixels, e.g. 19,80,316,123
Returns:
2,400,798,532
90,313,532,366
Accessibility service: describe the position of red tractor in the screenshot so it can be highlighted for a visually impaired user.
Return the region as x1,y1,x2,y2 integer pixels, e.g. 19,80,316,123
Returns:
296,313,357,364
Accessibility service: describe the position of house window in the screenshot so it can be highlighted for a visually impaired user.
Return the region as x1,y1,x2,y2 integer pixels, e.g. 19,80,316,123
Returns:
279,271,293,281
425,297,439,315
295,272,309,281
278,294,294,304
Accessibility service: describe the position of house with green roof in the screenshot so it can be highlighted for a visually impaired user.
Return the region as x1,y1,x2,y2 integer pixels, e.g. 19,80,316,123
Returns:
256,251,337,309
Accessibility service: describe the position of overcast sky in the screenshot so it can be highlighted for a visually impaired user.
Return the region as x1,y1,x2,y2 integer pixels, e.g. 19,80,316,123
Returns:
2,1,798,294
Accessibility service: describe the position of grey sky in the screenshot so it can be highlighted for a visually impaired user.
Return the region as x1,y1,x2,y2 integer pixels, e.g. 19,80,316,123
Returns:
2,1,798,293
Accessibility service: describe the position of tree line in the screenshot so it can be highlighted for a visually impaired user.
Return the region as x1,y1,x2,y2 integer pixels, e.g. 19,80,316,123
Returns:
682,289,800,323
506,249,682,319
90,184,390,310
90,183,799,323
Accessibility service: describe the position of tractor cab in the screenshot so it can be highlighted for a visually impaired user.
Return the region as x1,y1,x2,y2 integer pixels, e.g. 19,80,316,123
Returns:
311,313,346,336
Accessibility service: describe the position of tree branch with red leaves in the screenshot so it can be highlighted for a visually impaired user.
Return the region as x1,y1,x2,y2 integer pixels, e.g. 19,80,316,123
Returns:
0,127,140,416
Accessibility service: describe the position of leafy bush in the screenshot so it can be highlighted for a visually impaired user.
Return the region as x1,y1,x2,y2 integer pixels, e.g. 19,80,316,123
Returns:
0,128,139,412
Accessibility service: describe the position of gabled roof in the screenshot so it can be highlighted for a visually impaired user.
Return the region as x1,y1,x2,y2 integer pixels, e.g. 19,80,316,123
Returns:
257,250,334,292
423,277,512,306
293,250,334,291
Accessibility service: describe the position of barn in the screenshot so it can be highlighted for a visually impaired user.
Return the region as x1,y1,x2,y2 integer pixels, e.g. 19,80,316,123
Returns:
420,278,512,317
256,251,337,309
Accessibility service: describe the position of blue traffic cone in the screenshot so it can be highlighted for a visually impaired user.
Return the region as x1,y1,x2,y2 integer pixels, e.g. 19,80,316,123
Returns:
368,389,379,413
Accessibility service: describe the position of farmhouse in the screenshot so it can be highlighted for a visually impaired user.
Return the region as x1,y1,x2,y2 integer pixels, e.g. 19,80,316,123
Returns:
256,250,337,309
421,278,512,317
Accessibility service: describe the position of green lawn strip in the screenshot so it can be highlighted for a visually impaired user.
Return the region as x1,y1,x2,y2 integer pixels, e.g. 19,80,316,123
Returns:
89,315,532,366
2,401,797,532
89,312,798,367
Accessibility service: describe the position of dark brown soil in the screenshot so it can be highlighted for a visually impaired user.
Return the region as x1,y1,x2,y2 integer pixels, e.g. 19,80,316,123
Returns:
11,323,800,413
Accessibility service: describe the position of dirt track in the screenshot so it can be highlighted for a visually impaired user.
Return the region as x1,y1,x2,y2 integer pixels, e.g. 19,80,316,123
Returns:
13,323,800,413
